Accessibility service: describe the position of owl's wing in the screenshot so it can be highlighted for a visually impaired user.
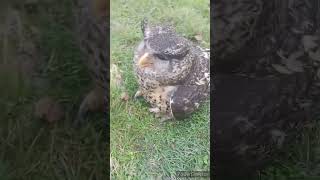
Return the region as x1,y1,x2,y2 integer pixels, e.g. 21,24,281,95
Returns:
170,46,210,119
170,84,209,119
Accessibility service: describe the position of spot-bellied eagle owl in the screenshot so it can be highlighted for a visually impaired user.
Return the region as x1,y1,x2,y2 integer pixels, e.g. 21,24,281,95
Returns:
133,19,210,121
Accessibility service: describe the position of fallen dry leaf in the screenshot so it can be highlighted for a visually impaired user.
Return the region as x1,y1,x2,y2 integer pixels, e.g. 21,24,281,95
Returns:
309,49,320,62
84,86,105,112
120,92,129,101
110,63,123,88
271,64,293,74
194,33,203,41
34,96,64,123
302,35,318,52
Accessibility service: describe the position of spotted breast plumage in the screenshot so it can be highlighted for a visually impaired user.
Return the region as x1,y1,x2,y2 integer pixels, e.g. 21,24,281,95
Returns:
133,19,210,121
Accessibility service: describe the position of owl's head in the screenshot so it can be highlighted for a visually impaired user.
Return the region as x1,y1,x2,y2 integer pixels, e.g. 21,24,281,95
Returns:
138,19,190,69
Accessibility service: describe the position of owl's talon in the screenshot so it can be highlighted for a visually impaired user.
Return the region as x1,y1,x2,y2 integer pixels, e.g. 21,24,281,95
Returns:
149,107,160,113
73,98,89,127
134,90,143,99
155,113,161,118
160,115,172,122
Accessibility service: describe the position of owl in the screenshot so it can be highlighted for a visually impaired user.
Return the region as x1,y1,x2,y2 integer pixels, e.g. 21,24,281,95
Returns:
73,0,108,126
133,19,210,121
212,0,262,72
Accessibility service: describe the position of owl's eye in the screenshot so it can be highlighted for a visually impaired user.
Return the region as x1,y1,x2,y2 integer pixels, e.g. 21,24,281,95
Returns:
155,53,168,60
176,44,182,48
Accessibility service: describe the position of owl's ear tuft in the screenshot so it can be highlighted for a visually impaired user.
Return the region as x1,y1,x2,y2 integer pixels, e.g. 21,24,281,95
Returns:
141,18,150,38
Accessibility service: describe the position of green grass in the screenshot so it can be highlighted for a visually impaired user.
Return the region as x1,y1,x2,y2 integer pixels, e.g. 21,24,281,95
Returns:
3,1,319,179
110,0,210,179
0,1,107,179
261,121,320,179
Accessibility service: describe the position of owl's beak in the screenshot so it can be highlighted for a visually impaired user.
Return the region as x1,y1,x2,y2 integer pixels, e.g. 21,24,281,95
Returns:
138,53,153,68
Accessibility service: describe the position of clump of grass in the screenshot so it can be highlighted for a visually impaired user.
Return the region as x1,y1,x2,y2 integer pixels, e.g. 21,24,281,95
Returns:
36,0,91,108
261,120,320,179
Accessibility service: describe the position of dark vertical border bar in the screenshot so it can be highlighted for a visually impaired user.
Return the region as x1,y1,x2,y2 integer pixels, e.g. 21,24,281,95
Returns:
105,0,110,177
210,0,214,179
